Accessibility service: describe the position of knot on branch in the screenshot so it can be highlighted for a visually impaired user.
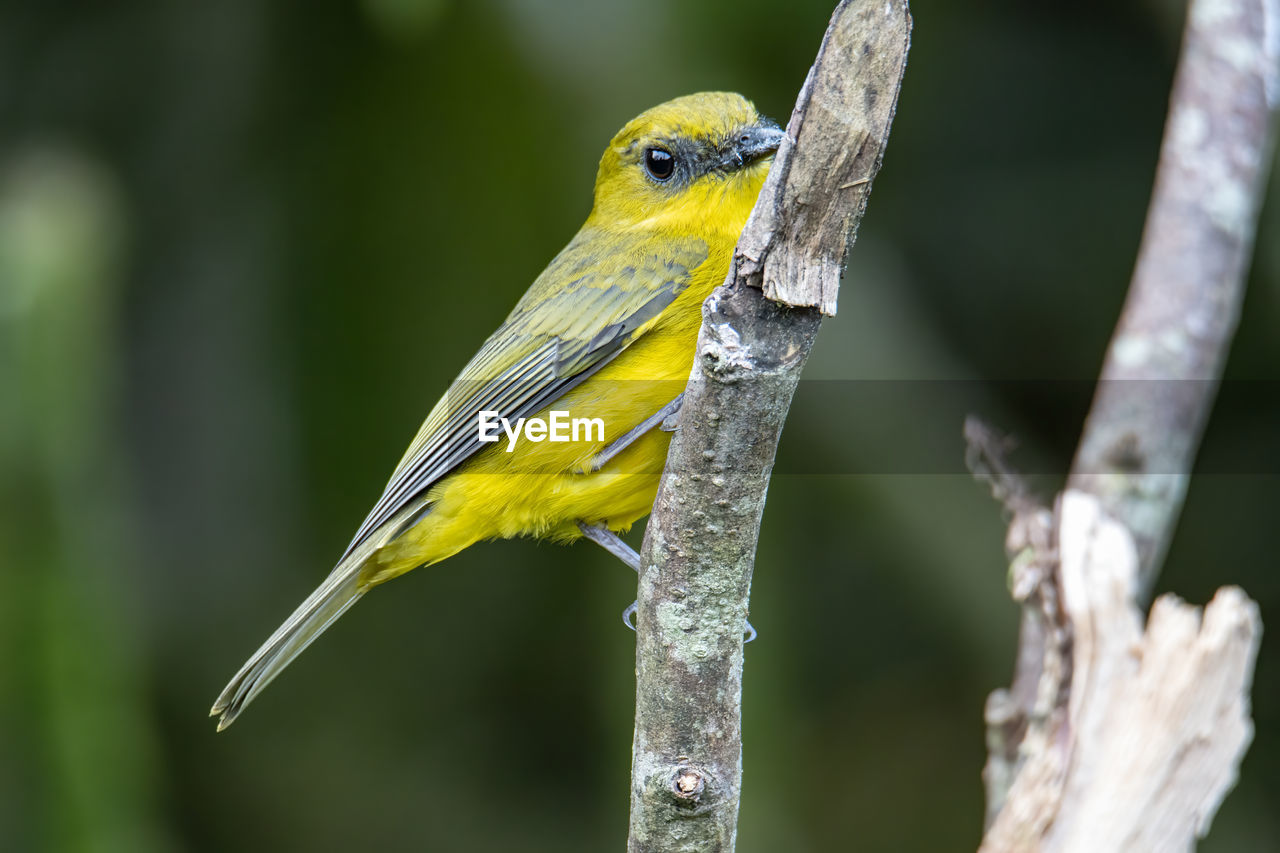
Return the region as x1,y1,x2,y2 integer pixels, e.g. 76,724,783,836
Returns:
671,766,707,802
698,313,755,379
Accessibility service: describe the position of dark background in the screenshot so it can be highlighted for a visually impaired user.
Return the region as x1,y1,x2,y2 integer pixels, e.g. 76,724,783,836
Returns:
2,1,1276,850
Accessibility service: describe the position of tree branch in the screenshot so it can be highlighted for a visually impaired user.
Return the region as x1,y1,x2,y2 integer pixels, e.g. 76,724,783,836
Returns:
625,2,911,851
976,0,1276,848
1069,0,1280,595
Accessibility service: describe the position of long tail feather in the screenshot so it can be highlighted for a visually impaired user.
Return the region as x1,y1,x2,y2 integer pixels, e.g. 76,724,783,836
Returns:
210,558,367,731
212,494,440,730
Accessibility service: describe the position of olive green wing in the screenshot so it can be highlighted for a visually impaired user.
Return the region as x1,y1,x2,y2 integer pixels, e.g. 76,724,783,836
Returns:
340,228,708,558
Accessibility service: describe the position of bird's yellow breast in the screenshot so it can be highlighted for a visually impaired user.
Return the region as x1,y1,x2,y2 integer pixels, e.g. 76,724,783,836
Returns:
361,240,732,585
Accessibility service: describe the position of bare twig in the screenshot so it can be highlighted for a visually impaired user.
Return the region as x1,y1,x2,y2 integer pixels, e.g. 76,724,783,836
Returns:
625,2,911,851
1069,0,1280,596
977,0,1276,849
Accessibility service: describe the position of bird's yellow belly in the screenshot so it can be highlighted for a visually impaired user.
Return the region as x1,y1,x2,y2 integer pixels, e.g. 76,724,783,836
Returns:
361,305,704,585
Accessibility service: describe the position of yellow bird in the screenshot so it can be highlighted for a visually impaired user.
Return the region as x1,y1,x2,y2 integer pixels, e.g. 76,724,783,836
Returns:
211,92,782,730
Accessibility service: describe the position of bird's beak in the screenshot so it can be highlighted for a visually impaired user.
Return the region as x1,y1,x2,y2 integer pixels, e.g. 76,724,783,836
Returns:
729,120,785,168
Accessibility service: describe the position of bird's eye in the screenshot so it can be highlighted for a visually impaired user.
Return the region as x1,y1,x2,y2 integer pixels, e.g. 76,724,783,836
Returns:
644,147,675,182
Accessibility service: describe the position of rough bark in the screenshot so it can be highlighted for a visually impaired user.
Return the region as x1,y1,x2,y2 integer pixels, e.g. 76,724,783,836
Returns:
975,487,1262,853
975,0,1276,849
625,2,911,851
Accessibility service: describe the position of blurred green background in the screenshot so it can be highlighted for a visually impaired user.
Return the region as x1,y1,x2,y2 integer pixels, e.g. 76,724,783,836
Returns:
2,0,1277,850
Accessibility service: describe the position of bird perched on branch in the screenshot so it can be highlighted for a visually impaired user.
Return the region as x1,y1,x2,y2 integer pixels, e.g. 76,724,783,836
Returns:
211,92,783,730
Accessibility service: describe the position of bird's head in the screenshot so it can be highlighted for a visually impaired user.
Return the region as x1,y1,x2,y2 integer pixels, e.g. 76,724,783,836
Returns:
589,92,783,238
